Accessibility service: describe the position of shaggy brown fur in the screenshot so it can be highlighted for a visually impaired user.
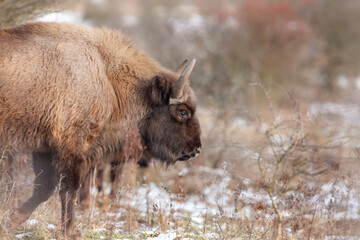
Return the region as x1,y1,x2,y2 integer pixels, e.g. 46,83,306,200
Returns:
0,22,201,238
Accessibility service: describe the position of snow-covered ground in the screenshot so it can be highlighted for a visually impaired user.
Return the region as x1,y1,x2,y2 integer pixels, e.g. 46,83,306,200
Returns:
5,6,358,240
13,164,360,239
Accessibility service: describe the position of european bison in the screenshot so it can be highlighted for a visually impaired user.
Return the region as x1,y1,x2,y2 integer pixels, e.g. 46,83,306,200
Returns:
0,22,201,238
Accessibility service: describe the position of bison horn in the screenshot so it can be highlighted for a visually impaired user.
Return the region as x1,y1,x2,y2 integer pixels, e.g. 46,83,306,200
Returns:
176,58,189,74
171,58,196,99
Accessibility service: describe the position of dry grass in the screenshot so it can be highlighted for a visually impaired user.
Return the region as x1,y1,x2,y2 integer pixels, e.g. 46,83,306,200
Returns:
1,87,360,240
1,1,360,238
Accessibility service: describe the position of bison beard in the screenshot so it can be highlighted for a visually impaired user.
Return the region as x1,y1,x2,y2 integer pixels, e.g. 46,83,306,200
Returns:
0,22,201,238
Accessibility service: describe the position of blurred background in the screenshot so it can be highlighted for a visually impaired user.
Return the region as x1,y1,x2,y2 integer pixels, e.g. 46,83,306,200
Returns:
1,0,360,239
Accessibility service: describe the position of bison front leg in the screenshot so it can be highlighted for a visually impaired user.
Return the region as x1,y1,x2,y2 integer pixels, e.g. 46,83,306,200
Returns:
11,152,57,229
58,158,89,239
60,188,79,238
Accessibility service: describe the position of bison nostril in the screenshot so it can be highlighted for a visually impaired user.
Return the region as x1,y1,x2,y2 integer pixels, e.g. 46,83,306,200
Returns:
196,148,201,154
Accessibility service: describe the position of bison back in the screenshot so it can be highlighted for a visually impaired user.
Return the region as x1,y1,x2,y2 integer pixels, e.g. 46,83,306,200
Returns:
0,23,115,158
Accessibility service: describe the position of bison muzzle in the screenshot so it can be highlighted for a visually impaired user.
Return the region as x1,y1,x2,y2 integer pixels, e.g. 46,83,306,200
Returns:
0,22,201,238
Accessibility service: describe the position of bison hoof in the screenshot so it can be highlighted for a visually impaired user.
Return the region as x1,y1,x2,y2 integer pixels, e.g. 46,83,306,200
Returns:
9,210,30,230
79,199,90,210
62,227,82,240
66,231,82,240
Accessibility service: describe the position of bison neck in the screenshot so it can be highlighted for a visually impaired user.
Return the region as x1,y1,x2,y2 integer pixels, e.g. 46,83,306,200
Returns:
96,28,167,126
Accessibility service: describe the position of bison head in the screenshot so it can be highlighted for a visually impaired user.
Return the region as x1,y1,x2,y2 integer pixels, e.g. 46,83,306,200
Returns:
140,59,201,165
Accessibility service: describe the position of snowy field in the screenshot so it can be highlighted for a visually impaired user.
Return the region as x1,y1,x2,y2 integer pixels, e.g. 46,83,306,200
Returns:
8,162,360,239
0,6,359,240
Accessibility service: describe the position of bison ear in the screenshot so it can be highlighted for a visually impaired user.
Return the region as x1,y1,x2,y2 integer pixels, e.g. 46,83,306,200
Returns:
149,75,171,107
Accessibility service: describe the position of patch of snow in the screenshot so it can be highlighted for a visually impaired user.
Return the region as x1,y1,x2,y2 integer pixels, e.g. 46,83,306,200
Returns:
170,14,205,34
122,14,138,27
143,230,156,235
261,123,269,132
37,11,89,25
355,76,360,89
323,236,360,240
233,118,247,129
15,232,33,238
189,14,204,29
107,212,122,218
336,75,349,89
321,182,333,193
93,227,107,232
243,178,251,186
206,232,217,238
25,218,38,226
178,167,189,176
241,187,269,205
237,205,253,218
146,231,177,240
270,134,285,145
309,102,360,124
252,152,261,160
114,228,124,234
191,216,204,225
198,166,227,176
90,185,99,197
90,0,106,5
102,182,112,195
47,224,56,230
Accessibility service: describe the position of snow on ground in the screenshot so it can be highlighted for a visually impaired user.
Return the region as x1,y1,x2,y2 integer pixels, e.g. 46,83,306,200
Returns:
309,102,360,125
145,231,177,240
13,163,360,239
103,167,359,238
15,232,33,239
11,9,360,240
37,11,91,25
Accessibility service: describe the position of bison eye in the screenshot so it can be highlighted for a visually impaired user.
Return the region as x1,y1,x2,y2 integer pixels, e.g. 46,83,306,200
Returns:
178,109,189,119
